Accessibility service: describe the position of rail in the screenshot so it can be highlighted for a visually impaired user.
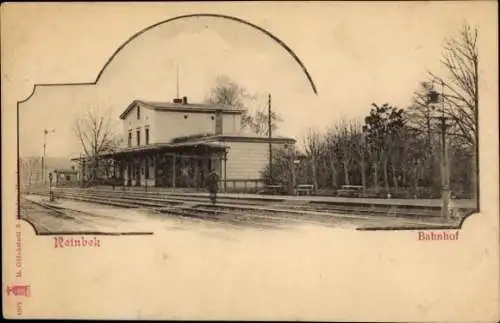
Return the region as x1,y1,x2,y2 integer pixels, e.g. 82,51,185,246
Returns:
42,188,472,224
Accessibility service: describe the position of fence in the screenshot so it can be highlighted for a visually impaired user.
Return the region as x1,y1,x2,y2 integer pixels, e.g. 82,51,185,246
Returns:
314,186,473,199
73,178,266,193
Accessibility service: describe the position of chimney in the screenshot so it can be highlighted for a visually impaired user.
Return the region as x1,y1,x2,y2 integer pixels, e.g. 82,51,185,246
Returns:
182,96,188,104
215,110,223,135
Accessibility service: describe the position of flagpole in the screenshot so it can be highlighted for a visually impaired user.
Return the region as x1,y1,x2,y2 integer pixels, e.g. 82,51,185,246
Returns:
268,93,273,185
42,130,47,185
42,129,55,185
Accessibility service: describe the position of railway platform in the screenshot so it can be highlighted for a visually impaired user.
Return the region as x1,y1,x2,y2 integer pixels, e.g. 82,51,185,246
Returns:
66,185,477,210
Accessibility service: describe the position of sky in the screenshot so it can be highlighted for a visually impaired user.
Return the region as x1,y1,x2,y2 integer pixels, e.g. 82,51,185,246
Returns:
2,2,497,159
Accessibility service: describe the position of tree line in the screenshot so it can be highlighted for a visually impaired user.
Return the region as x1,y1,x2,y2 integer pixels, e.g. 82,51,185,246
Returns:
260,23,478,199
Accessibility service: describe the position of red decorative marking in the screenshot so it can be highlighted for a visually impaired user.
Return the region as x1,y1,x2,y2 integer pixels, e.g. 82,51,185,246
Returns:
6,285,31,297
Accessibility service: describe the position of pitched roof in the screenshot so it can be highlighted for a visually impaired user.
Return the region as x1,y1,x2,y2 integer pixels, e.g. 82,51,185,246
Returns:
119,99,245,119
70,132,296,160
170,132,296,144
208,134,296,144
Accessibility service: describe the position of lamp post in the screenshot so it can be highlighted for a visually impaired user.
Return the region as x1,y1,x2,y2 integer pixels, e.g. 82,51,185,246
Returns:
145,158,148,192
292,159,300,195
268,93,273,185
286,145,299,195
79,152,84,188
363,125,378,193
48,172,54,201
361,125,369,192
438,115,451,219
41,129,55,185
426,81,451,219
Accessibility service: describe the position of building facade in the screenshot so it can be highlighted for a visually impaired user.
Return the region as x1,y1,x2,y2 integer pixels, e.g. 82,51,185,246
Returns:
54,169,79,186
74,96,296,190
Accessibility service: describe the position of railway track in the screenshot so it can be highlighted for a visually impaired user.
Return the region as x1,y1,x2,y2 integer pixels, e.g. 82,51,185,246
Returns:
20,197,103,233
22,189,462,230
55,188,280,207
22,194,294,230
49,191,315,227
41,188,460,227
20,196,162,234
50,188,448,218
21,197,89,223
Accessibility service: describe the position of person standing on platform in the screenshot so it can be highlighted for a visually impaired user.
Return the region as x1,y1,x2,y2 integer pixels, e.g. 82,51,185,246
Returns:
206,169,220,205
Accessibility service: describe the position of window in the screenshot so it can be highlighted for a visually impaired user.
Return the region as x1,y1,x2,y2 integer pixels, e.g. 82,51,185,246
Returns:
136,129,141,146
145,127,150,145
137,106,140,120
128,131,132,147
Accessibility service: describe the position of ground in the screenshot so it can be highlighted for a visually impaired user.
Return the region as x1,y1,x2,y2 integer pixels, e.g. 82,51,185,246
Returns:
20,193,462,234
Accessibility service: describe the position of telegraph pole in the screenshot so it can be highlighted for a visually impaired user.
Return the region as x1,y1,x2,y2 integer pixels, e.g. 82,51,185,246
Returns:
42,129,49,185
289,148,298,195
268,93,273,185
41,141,46,185
439,81,450,219
426,81,450,219
79,152,83,187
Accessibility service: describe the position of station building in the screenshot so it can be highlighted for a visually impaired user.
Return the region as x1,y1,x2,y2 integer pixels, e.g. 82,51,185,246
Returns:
54,168,79,185
75,96,295,191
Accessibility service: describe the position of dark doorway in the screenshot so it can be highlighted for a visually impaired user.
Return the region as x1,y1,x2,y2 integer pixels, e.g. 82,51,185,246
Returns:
127,162,132,186
135,161,141,186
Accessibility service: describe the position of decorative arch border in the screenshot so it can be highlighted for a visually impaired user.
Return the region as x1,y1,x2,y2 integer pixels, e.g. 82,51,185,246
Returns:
16,13,479,233
97,13,318,94
19,13,319,104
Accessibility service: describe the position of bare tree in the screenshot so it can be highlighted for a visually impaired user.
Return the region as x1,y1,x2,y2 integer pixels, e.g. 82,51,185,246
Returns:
205,75,255,129
302,128,323,189
205,76,283,136
252,109,284,136
206,75,252,106
344,120,363,186
427,22,479,199
324,128,339,189
348,120,366,188
429,23,478,148
73,107,119,181
407,82,435,144
328,118,362,186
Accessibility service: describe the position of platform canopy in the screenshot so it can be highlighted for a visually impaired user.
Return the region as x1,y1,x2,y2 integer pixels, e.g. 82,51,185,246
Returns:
101,141,226,159
71,138,227,162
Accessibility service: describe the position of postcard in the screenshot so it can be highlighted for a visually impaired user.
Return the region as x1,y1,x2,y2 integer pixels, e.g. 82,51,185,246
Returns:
2,2,499,321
